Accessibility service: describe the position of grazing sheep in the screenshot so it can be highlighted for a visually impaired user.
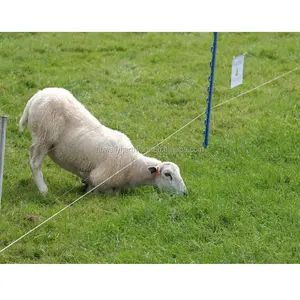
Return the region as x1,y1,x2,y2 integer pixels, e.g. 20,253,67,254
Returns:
19,88,188,195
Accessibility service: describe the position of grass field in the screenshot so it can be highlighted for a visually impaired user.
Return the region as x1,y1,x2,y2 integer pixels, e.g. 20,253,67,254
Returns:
0,32,299,263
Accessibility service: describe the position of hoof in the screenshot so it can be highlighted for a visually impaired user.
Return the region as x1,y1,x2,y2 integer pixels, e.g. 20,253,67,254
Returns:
40,187,48,195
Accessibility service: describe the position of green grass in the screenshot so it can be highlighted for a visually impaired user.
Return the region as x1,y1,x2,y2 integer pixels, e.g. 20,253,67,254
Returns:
0,32,299,263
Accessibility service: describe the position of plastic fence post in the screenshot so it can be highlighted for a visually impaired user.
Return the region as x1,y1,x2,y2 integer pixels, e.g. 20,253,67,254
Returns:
203,32,218,148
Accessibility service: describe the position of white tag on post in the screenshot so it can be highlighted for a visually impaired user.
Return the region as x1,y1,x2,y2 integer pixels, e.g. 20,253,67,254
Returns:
231,54,245,88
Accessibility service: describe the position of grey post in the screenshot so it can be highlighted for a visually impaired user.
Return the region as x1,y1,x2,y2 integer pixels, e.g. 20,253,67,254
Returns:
0,116,7,208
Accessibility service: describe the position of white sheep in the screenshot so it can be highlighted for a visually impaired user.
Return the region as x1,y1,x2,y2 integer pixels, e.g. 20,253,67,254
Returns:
19,88,187,195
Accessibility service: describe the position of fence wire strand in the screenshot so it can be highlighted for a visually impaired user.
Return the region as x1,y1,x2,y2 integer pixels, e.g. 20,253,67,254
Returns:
0,65,299,254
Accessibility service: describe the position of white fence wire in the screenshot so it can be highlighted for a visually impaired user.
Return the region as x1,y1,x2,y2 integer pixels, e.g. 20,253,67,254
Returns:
0,65,299,253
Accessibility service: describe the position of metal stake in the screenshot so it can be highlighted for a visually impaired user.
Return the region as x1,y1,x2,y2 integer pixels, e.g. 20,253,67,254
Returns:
0,116,7,208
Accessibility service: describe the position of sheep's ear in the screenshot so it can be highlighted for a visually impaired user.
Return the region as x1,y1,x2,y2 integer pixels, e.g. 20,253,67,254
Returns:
148,167,157,174
148,166,161,175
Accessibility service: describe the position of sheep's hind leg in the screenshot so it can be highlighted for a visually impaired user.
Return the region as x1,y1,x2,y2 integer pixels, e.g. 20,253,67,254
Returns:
29,143,49,194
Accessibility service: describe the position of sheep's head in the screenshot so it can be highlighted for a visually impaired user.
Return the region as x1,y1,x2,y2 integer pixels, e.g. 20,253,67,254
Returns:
148,162,187,195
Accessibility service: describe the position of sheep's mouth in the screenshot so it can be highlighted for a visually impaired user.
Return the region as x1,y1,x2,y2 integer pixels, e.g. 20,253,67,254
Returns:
175,190,188,196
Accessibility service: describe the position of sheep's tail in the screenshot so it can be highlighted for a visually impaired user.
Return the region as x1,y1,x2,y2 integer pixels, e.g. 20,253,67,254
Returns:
19,94,35,132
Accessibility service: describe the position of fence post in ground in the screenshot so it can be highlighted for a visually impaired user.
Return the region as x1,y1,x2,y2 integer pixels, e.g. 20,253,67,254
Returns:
0,116,7,208
203,32,218,148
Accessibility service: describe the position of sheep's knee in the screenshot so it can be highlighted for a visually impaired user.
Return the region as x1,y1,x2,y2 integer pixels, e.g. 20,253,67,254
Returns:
88,169,116,192
85,185,119,195
83,185,101,194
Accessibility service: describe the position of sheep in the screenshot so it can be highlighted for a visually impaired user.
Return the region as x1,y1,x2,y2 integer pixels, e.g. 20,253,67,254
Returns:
19,87,188,195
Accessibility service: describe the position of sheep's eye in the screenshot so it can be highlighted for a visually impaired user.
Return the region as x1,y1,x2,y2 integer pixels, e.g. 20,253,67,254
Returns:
165,173,172,180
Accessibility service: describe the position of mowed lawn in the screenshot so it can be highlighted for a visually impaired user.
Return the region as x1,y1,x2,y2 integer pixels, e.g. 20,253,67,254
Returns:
0,32,299,263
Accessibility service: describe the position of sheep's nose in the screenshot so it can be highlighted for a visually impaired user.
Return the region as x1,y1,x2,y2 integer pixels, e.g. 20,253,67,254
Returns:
183,191,188,196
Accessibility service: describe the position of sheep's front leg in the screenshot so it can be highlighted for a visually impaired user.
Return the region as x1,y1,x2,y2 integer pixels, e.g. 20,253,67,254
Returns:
78,171,90,182
84,185,120,196
84,183,111,194
87,168,117,194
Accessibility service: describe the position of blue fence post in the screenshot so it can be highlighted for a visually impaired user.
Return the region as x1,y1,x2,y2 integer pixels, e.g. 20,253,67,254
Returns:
203,32,218,148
